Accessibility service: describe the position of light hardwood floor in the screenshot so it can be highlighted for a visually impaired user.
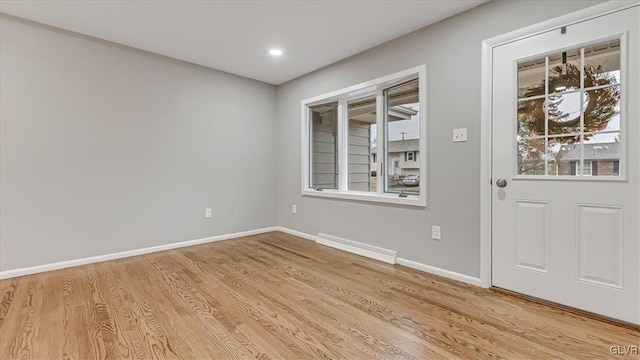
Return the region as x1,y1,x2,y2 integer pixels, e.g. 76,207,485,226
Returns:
0,231,638,359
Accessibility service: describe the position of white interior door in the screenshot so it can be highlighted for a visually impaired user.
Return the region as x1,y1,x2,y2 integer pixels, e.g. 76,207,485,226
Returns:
492,6,639,324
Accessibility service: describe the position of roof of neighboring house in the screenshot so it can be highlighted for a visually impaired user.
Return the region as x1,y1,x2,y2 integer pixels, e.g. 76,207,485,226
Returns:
372,139,419,154
557,142,620,161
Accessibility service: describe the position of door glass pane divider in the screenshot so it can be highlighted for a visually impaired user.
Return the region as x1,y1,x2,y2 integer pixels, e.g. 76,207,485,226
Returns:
584,82,621,92
583,130,621,136
548,133,579,139
549,88,582,96
579,47,585,177
520,133,578,141
580,47,585,90
518,94,546,102
544,55,549,175
522,130,621,142
516,82,620,103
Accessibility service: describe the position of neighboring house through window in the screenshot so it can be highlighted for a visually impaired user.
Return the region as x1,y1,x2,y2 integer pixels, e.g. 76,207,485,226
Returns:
556,142,620,177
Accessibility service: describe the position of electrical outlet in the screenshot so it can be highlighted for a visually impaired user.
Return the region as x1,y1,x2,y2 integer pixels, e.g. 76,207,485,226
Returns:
453,128,467,143
205,208,212,218
432,225,441,240
292,204,297,214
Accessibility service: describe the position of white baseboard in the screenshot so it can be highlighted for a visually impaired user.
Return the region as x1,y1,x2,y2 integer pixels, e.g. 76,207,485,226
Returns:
0,227,278,280
274,226,317,242
2,225,483,289
275,226,482,287
396,258,482,287
316,233,397,264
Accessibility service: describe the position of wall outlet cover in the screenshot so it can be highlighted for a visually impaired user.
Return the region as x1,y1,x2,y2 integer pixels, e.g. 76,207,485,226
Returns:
453,128,467,143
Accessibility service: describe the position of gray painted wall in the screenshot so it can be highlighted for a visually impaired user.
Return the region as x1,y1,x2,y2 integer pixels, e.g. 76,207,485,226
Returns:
275,0,603,277
1,1,606,275
0,15,277,271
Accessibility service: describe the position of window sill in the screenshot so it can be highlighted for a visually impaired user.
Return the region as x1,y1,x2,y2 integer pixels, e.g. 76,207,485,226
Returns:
302,189,426,207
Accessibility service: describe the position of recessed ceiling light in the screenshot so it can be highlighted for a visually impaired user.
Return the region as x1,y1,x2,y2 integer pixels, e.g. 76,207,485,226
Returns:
269,49,283,56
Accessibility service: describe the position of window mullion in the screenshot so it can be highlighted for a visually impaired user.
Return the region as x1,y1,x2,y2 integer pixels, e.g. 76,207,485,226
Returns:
376,88,384,196
338,100,348,192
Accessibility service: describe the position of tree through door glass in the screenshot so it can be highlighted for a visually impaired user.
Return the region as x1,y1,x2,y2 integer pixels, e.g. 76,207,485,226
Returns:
516,39,621,177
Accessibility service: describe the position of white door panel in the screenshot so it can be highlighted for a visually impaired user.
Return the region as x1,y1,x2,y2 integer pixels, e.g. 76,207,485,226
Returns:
576,204,624,288
492,7,639,324
513,200,550,273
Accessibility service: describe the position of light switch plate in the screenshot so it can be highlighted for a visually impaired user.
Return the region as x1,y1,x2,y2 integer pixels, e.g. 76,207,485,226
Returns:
432,225,441,240
453,128,467,143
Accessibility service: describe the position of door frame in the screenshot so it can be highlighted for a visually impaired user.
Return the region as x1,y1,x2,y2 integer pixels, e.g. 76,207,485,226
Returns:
479,1,640,288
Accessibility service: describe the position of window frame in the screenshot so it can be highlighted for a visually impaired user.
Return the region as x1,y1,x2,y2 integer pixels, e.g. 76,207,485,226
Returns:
513,36,627,182
301,65,427,207
308,102,339,190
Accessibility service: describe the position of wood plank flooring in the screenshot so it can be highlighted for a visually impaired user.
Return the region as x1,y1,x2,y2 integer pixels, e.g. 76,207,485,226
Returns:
0,231,638,359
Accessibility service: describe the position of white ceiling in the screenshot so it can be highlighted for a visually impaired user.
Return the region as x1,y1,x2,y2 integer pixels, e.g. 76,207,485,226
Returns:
0,1,488,85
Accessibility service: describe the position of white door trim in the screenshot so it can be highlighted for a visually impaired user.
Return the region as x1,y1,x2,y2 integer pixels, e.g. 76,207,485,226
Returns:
479,0,640,288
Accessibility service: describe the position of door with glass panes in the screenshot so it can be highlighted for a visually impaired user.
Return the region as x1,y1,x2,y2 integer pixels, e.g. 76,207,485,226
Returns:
491,6,639,324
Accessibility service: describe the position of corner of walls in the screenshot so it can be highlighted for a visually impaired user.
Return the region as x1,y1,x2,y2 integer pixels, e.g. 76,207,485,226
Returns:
274,85,285,229
271,0,608,281
0,16,279,272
